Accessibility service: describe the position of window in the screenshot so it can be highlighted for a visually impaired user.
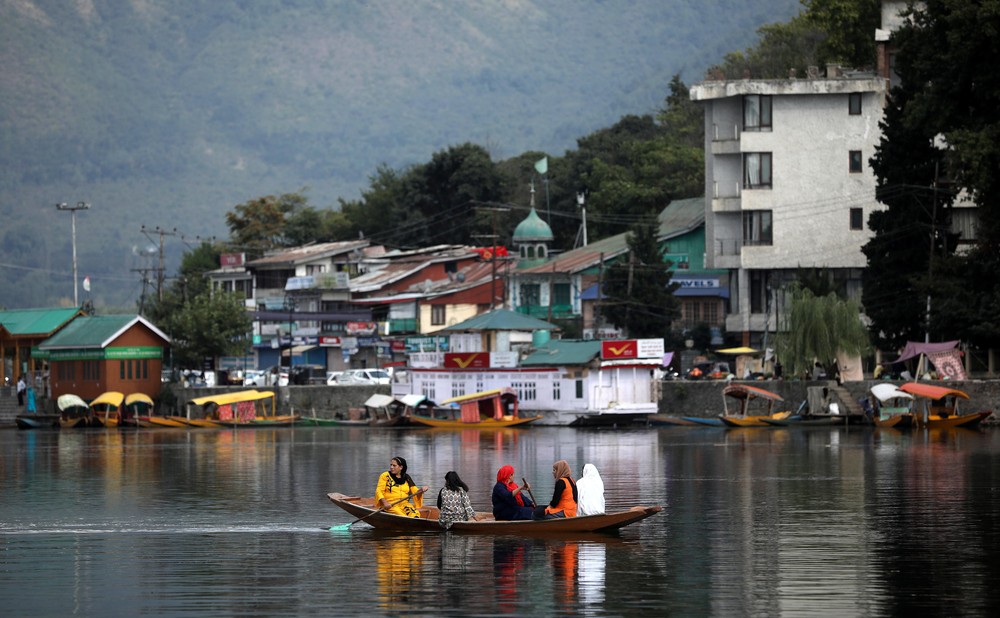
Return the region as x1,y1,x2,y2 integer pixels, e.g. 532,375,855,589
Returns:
742,210,773,246
553,283,571,306
849,150,863,173
520,283,541,307
431,305,446,326
849,93,862,115
850,208,864,230
750,270,772,314
575,379,584,399
743,153,772,189
743,95,772,130
553,380,561,400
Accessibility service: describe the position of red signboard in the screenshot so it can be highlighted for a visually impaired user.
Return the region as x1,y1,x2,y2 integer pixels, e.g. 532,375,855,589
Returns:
601,340,638,360
220,253,245,267
444,352,490,369
319,336,341,346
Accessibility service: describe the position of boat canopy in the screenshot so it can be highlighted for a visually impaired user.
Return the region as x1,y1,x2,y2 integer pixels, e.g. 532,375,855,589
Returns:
395,394,428,408
90,391,125,407
57,394,88,411
125,393,154,406
189,390,275,406
441,388,515,406
892,340,959,363
723,384,783,401
899,382,969,401
363,394,394,408
870,383,914,403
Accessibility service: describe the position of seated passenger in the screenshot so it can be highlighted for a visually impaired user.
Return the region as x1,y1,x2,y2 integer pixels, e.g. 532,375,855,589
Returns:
576,463,605,516
492,465,534,521
534,460,577,519
375,456,427,518
437,471,477,529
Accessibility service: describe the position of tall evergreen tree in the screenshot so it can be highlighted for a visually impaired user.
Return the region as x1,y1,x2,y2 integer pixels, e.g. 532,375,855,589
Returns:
600,221,679,340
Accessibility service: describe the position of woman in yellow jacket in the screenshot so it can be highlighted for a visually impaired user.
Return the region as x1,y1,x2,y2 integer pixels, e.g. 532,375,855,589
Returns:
375,456,428,517
533,459,578,519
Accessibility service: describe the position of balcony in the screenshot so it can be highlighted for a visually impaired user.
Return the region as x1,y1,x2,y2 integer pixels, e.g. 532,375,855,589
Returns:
516,304,576,320
712,180,742,212
386,318,418,335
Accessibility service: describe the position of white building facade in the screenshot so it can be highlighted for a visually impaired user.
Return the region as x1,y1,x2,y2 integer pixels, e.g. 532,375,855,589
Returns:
690,73,887,346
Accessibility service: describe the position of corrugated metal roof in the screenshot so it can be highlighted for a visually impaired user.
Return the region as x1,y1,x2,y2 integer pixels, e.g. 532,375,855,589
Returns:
0,307,82,337
521,340,602,366
658,196,705,238
38,315,170,349
247,240,373,267
439,309,558,332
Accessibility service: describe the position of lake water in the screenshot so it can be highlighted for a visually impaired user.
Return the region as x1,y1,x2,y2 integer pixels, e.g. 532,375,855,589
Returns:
2,425,999,617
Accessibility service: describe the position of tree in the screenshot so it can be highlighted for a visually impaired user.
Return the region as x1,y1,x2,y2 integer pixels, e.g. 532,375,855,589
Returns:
775,285,871,377
225,191,310,257
864,1,1000,349
600,221,679,340
166,291,253,368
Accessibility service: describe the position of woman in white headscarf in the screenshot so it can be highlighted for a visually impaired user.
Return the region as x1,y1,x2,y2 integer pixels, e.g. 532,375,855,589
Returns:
576,463,605,516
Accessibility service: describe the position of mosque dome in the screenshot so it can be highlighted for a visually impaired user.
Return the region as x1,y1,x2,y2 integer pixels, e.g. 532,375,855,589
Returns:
512,207,554,243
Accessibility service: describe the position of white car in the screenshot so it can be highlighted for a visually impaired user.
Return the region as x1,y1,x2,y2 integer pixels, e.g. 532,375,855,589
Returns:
335,369,390,385
325,371,343,385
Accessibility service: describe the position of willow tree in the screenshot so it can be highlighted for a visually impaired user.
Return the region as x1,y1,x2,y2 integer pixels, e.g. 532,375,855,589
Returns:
775,285,871,377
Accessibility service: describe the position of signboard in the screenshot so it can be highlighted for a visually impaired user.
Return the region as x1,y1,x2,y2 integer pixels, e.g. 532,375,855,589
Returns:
410,352,444,368
601,339,665,360
319,336,342,347
220,253,245,267
405,336,449,352
346,321,378,336
674,278,720,288
601,340,637,360
444,352,490,369
490,352,519,368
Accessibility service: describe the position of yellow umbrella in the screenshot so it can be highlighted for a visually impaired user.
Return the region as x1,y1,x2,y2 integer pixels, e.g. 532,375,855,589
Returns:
716,346,759,355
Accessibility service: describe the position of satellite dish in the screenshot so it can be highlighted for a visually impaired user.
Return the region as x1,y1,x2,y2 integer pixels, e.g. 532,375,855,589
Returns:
456,273,465,283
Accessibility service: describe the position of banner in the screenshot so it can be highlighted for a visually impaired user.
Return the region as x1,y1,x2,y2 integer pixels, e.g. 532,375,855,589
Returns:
927,349,966,380
444,352,490,369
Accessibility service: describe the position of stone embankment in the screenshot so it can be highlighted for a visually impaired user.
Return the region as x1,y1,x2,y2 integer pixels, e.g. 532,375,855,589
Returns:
3,380,999,426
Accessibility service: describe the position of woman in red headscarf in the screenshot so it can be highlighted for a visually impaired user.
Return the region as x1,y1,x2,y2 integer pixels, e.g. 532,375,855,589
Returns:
491,465,535,520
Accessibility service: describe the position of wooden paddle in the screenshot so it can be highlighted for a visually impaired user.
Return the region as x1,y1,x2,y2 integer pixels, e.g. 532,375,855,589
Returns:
521,477,537,506
329,489,425,531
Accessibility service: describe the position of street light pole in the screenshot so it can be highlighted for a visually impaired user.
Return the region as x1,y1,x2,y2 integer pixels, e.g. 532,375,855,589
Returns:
56,201,90,306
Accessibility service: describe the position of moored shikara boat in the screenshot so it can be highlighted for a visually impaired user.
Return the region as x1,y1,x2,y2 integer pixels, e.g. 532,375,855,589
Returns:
410,388,541,429
869,383,915,428
15,414,61,429
898,382,992,429
327,492,661,534
718,384,791,427
58,393,92,428
761,414,847,427
90,391,125,428
185,390,291,427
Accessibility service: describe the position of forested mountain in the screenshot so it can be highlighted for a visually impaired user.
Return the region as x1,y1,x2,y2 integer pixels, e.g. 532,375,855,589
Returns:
0,0,800,309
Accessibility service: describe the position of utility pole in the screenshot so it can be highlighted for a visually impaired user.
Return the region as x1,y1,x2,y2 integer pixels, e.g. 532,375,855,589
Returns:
56,201,90,306
141,226,179,302
577,192,588,247
473,206,509,309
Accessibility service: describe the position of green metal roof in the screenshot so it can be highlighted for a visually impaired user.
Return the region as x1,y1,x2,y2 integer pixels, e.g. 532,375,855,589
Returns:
0,307,82,337
439,309,558,332
521,340,602,366
38,315,169,349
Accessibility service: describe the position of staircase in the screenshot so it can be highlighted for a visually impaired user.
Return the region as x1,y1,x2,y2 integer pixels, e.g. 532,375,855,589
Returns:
828,383,864,417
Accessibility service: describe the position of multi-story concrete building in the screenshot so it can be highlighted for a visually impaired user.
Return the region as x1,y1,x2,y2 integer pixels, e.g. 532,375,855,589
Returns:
690,68,888,346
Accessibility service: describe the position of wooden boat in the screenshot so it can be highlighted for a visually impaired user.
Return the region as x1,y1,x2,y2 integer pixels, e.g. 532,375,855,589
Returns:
647,415,699,426
122,393,153,427
409,388,541,429
58,393,92,428
718,384,791,427
869,383,915,428
327,492,661,534
898,382,992,429
185,390,285,427
90,391,125,428
681,416,726,427
15,414,60,429
347,393,412,427
761,414,847,427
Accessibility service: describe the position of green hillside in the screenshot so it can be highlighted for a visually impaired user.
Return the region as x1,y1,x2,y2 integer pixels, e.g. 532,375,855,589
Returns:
0,0,800,309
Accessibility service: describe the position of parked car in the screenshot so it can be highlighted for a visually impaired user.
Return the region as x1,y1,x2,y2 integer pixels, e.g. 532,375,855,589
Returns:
326,371,343,385
335,369,391,385
290,364,326,385
243,370,265,386
253,365,289,387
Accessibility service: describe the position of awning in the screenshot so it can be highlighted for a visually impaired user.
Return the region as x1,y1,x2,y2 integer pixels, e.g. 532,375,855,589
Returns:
291,345,316,354
363,394,394,408
717,346,759,355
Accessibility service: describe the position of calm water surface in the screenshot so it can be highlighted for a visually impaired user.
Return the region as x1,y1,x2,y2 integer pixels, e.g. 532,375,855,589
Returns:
2,425,999,617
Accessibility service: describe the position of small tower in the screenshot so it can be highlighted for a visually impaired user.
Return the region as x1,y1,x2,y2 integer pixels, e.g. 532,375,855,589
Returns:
512,180,554,268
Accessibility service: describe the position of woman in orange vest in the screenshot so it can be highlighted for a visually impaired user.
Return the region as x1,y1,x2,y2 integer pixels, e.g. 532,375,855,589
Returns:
534,459,578,519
